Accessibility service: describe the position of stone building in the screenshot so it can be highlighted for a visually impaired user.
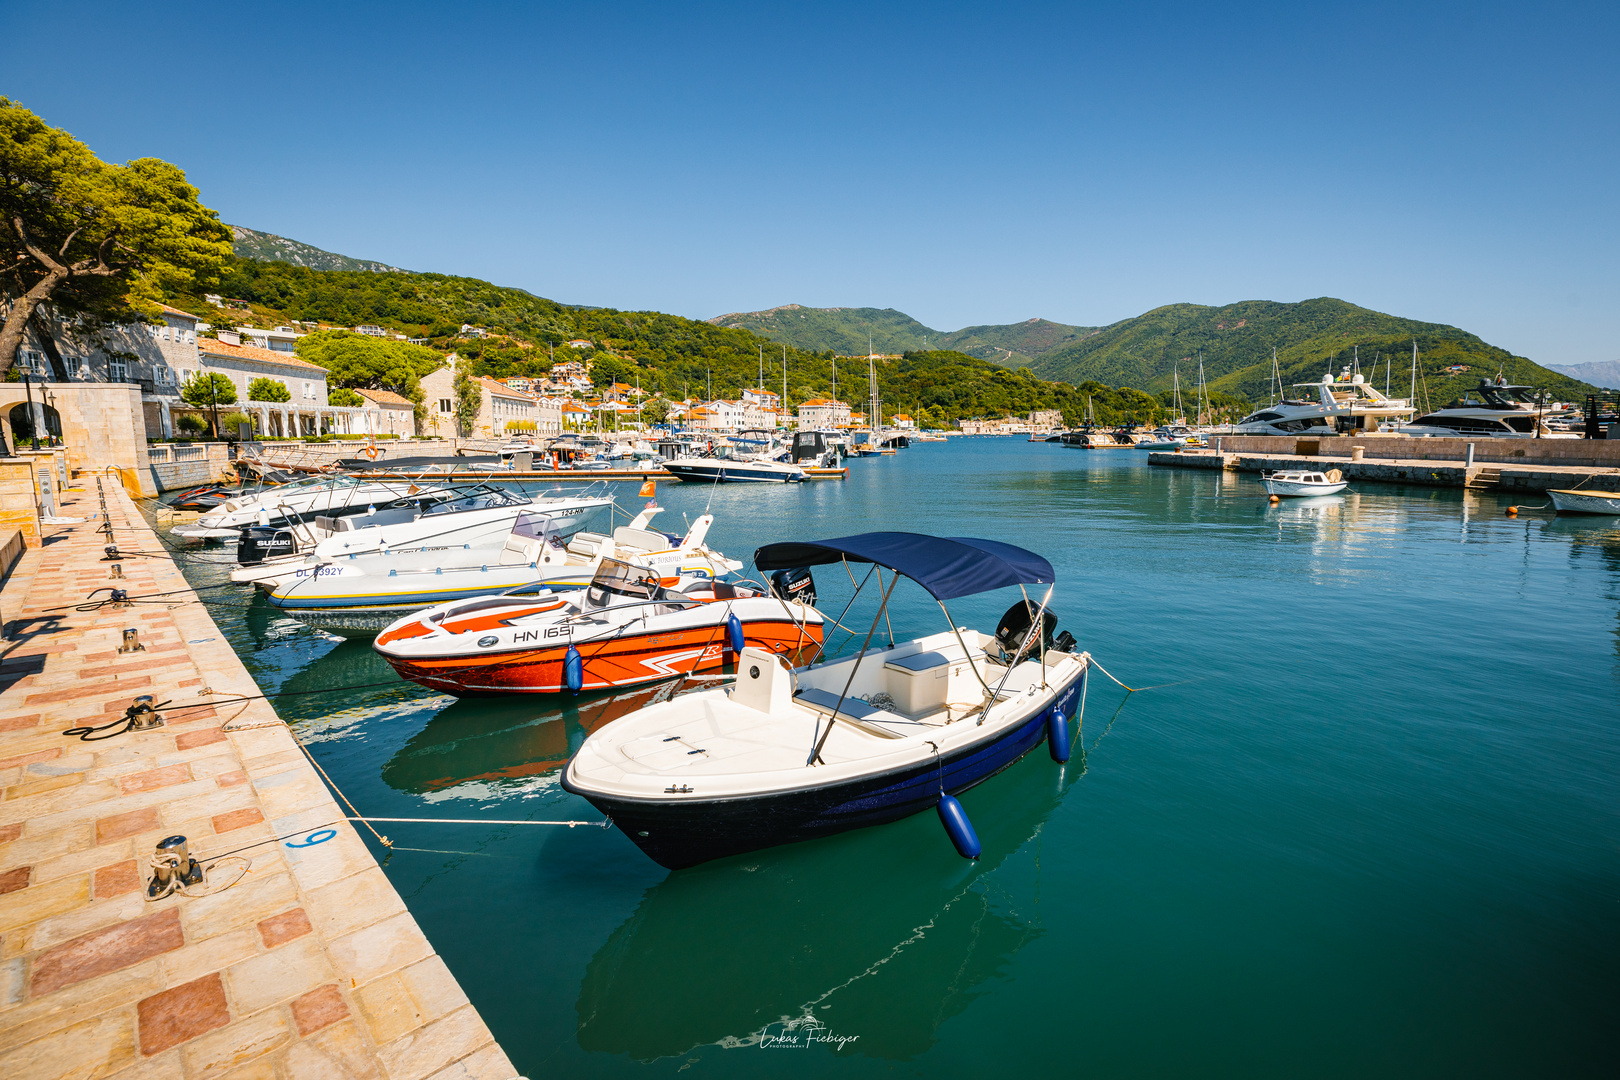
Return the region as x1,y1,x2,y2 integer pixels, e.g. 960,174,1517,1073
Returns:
796,398,852,429
355,388,417,438
419,364,547,437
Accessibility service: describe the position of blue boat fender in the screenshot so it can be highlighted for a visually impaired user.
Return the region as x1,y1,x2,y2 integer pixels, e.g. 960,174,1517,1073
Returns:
1048,710,1071,763
937,794,981,859
726,613,744,654
564,645,583,693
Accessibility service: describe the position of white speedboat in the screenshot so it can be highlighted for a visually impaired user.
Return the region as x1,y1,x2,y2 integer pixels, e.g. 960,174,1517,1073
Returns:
662,442,806,483
372,557,824,695
561,532,1088,870
172,474,458,540
230,486,612,584
265,508,742,635
1235,372,1415,437
1548,488,1620,515
1263,469,1349,497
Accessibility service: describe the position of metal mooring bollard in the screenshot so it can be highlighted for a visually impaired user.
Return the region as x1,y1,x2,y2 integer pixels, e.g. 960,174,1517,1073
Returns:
1465,442,1475,469
109,562,124,579
127,695,165,731
118,628,145,654
147,835,203,899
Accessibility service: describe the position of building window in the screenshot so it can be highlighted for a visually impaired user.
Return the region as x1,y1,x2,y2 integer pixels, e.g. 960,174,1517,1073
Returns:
155,366,172,385
439,399,452,413
18,349,46,375
109,360,128,382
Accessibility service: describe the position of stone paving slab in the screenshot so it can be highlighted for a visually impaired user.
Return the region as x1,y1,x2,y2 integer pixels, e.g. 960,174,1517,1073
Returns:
0,481,518,1080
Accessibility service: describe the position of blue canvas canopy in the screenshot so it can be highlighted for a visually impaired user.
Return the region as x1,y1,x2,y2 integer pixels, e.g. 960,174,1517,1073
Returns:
754,532,1054,601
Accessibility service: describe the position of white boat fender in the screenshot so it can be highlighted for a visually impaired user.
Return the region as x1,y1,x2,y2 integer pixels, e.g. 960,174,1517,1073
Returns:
1048,711,1071,763
937,794,981,859
564,646,583,693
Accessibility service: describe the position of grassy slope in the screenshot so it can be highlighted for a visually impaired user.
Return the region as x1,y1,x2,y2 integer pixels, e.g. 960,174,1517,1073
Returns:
1023,298,1598,407
710,305,1094,366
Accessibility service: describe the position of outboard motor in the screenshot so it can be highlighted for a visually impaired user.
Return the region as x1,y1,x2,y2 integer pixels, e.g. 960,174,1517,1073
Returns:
236,525,299,566
769,567,817,607
1050,630,1077,654
993,599,1057,662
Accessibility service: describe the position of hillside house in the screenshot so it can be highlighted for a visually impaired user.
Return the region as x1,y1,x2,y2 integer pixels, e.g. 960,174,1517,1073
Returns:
796,398,852,429
355,388,417,438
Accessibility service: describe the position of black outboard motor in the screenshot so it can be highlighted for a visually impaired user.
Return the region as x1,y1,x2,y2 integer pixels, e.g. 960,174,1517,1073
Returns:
769,567,817,607
994,599,1057,661
236,525,299,566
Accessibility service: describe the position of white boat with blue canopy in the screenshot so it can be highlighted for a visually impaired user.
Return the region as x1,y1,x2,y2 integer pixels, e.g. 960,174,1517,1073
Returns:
561,531,1090,870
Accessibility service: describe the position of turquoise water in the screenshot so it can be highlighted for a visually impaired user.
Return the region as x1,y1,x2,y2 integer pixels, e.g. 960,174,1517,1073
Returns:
161,440,1620,1077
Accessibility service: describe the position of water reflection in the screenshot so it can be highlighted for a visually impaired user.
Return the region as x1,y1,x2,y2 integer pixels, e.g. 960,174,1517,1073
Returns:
575,752,1072,1062
381,681,686,796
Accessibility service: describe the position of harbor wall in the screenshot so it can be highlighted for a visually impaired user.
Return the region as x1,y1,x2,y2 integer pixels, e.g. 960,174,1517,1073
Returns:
1205,435,1620,468
1153,448,1618,492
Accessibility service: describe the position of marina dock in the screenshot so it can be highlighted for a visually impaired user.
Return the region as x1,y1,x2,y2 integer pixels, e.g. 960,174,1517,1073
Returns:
1149,435,1620,493
349,466,848,483
0,482,516,1080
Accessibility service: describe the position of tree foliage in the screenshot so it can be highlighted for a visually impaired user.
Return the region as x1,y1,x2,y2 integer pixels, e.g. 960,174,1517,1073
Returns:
247,376,289,403
453,366,481,437
180,371,237,408
327,386,363,407
0,98,233,372
292,329,439,403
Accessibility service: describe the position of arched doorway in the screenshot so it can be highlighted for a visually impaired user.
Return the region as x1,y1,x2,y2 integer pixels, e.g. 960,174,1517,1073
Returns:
9,401,63,444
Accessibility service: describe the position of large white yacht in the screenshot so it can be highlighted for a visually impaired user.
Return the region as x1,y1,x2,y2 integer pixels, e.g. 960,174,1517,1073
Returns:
1397,378,1578,438
1234,372,1415,436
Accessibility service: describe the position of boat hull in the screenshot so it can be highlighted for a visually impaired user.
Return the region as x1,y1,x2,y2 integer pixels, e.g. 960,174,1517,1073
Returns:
662,462,802,483
564,665,1085,869
380,616,819,697
1549,488,1620,515
1264,479,1348,497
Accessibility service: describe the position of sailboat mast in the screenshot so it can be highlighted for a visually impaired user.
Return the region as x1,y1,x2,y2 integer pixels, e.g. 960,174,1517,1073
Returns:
1409,340,1417,404
1270,347,1279,406
782,344,788,429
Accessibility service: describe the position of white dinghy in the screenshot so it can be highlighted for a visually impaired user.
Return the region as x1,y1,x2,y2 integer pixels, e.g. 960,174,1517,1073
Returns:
1263,469,1348,497
562,532,1089,869
1548,488,1620,515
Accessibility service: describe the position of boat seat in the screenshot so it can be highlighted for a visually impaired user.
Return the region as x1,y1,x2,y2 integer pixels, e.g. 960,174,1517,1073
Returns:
612,526,674,552
881,645,986,716
792,687,910,738
989,660,1050,699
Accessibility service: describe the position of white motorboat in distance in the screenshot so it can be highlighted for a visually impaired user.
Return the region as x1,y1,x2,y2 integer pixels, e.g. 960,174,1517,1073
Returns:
229,485,612,584
1263,469,1348,497
562,532,1089,870
1548,488,1620,515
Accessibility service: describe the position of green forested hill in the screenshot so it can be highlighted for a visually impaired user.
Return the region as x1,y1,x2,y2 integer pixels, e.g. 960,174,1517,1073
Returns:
710,305,1094,367
1019,298,1595,410
164,259,1113,424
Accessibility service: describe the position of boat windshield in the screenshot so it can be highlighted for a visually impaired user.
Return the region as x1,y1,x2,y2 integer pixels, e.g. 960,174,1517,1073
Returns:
585,557,661,608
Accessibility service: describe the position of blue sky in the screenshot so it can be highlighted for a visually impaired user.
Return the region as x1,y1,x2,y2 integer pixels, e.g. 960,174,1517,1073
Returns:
6,1,1617,362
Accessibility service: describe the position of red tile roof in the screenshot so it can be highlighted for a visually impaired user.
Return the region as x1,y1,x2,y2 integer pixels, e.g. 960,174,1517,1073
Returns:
355,388,414,407
198,338,327,371
157,303,201,321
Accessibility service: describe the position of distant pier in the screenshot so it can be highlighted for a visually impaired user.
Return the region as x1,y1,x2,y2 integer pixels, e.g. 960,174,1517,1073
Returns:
1149,435,1620,493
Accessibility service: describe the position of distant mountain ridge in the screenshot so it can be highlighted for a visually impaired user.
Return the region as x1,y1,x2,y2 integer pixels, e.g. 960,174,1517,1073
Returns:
1544,360,1620,389
708,304,1095,366
230,225,405,273
1018,297,1595,405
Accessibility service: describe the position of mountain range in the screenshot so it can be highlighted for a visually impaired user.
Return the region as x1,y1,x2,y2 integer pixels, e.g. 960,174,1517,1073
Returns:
716,299,1598,408
221,228,1599,410
708,305,1095,367
1544,360,1620,389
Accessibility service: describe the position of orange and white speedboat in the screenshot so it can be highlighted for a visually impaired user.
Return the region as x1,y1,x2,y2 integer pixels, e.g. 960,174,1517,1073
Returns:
373,557,824,696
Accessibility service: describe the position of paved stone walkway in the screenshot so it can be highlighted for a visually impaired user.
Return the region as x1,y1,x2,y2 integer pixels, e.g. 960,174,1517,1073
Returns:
0,481,518,1080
